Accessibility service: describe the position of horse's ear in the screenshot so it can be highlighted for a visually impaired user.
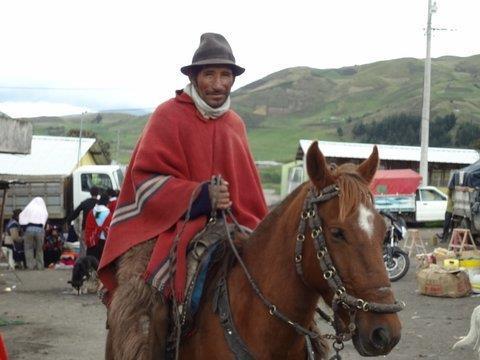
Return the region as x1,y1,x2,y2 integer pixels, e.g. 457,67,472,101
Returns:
306,141,335,188
357,145,379,184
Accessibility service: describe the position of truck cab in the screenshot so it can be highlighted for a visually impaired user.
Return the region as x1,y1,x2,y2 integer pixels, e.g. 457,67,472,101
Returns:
72,165,125,209
415,186,448,222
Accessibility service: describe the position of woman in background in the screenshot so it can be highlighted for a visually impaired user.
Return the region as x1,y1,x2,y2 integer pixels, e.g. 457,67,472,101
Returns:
19,197,48,270
84,194,112,261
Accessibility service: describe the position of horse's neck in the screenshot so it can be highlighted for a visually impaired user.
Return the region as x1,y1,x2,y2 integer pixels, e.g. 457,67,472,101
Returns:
227,191,319,354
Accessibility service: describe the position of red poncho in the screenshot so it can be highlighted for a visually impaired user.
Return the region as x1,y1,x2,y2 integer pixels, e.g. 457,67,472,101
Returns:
98,91,267,301
84,207,112,248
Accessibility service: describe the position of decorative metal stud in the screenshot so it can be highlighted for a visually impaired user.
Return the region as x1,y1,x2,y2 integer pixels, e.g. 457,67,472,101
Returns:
335,286,346,296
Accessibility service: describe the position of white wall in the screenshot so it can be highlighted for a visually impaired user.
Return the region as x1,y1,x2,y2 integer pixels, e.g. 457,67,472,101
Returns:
0,118,33,154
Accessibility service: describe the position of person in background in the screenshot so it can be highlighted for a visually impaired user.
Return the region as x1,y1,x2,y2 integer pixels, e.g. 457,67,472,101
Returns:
84,194,112,261
106,188,119,213
65,222,78,243
67,186,100,256
437,186,454,243
3,209,26,268
19,197,48,270
43,224,64,267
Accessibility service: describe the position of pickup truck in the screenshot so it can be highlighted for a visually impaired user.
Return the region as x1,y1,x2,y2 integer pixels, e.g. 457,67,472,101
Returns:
374,185,447,223
281,164,447,223
2,165,124,225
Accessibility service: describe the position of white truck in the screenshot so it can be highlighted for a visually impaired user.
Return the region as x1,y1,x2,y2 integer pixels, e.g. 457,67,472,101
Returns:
374,185,448,223
2,165,124,223
281,163,447,223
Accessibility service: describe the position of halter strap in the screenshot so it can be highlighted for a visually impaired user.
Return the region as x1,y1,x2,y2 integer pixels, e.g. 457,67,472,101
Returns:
295,186,405,353
298,187,405,314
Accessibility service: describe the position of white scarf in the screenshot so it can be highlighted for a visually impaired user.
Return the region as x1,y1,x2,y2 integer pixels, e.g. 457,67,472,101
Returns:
19,197,49,226
183,83,230,119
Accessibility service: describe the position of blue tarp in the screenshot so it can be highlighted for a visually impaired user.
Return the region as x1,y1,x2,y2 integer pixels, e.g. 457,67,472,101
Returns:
449,160,480,189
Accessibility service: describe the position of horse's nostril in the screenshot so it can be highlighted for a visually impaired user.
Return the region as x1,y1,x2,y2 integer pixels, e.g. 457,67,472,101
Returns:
370,326,390,350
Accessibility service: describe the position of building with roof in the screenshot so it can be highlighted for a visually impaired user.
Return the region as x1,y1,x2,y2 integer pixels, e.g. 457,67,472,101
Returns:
296,140,480,187
0,135,109,177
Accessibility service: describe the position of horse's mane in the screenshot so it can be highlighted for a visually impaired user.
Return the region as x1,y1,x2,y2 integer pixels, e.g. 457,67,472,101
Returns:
332,165,373,221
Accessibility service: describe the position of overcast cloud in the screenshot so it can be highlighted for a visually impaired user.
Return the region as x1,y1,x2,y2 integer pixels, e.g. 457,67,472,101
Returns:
1,0,479,117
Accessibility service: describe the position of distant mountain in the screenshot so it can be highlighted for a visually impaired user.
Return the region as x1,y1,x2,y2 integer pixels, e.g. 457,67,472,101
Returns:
101,108,154,116
0,111,11,119
26,54,480,163
0,87,150,115
233,55,480,124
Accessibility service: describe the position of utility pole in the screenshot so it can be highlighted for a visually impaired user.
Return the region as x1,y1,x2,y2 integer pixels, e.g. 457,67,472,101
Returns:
77,113,85,165
419,0,436,186
116,129,120,163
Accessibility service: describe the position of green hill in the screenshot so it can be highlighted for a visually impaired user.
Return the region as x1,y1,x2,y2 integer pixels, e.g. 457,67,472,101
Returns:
233,55,480,161
28,54,480,163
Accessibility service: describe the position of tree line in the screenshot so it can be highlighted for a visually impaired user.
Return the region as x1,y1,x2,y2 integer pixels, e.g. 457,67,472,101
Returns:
351,113,480,149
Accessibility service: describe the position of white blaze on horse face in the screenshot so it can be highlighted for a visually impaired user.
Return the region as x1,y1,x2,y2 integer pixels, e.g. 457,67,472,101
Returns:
358,204,375,240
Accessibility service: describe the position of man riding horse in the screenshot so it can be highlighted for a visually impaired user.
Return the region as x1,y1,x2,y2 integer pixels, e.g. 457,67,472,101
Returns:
98,33,268,359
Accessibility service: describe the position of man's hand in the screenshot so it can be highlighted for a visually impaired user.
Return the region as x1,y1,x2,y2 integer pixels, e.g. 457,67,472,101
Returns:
209,178,232,210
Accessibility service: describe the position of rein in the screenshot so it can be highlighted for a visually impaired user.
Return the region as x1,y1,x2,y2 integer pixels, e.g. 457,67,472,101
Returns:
216,181,404,360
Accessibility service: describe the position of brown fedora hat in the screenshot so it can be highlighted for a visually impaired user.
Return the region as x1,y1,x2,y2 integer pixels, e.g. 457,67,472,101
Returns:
181,33,245,76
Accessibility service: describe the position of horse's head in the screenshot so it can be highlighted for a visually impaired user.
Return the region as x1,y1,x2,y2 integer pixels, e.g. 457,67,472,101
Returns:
301,141,402,356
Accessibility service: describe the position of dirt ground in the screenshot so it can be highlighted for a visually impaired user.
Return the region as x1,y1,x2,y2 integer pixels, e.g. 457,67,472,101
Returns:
1,227,479,359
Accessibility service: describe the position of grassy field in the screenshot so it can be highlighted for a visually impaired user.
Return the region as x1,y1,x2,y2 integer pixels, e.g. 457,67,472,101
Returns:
247,123,340,162
29,54,480,165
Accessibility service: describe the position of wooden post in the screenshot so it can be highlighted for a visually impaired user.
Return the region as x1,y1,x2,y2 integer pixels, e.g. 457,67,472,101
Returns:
0,187,7,237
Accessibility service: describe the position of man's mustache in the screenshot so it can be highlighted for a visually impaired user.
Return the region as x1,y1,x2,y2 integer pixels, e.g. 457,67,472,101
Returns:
206,91,228,96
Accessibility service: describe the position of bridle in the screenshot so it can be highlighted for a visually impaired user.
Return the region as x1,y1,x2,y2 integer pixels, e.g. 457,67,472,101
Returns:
294,184,405,358
215,180,404,360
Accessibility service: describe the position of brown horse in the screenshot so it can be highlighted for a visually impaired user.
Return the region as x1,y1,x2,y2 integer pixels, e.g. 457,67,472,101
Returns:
106,142,403,359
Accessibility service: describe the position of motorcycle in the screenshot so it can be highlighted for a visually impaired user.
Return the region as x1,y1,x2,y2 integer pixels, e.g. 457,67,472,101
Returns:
380,210,410,282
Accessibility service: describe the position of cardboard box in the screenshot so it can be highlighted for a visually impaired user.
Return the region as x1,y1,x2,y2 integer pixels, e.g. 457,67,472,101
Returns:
434,249,456,265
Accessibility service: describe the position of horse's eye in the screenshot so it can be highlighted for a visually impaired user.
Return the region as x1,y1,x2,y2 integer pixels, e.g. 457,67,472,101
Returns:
330,228,345,240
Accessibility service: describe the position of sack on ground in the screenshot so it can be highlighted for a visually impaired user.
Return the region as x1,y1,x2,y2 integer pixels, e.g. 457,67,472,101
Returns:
416,264,471,298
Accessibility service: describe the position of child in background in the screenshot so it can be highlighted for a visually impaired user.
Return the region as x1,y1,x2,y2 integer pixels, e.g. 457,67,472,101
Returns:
43,224,64,267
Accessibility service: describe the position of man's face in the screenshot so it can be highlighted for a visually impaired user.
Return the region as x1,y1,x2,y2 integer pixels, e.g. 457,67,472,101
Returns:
193,66,235,108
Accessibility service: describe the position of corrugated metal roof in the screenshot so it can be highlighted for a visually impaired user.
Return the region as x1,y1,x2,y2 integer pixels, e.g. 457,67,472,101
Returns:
297,140,480,164
0,135,96,176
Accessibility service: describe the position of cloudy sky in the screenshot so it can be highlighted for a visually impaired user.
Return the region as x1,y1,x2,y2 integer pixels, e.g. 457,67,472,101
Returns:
1,0,480,117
